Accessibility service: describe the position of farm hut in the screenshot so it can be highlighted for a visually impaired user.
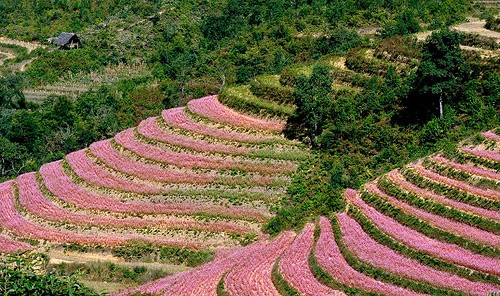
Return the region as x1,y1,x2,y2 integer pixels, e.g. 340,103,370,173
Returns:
52,33,81,49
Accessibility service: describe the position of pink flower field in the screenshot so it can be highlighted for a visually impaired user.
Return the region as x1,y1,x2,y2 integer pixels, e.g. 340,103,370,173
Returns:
432,154,500,181
315,217,424,296
482,130,500,142
337,213,500,295
387,170,500,221
224,231,296,296
344,188,500,276
366,182,500,247
412,164,500,200
462,147,500,162
278,223,344,296
89,139,215,184
188,95,285,132
1,91,498,296
162,107,277,143
138,116,251,155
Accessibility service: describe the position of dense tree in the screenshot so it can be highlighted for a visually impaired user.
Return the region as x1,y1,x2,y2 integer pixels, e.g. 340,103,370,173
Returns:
0,75,26,109
406,29,470,121
289,64,332,148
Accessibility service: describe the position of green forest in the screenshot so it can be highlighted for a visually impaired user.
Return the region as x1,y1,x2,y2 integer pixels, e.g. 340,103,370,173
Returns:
0,0,499,294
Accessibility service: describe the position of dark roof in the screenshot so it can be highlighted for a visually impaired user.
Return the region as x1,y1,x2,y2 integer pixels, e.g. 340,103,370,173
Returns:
53,32,78,46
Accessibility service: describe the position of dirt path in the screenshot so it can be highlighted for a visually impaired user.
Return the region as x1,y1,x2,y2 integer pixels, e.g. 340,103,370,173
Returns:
452,17,500,42
416,17,500,46
0,50,15,65
0,37,46,53
20,59,30,71
118,10,166,32
48,249,190,274
460,45,500,57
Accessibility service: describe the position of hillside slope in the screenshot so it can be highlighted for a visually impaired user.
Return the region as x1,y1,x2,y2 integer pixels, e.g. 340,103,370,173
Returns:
0,94,308,264
117,130,500,295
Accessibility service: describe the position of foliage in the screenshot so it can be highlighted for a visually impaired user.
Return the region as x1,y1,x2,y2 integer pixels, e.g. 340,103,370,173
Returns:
287,64,332,147
459,32,500,50
50,261,165,286
111,242,214,267
312,28,365,59
485,16,500,32
379,9,421,37
405,29,471,121
0,78,172,181
0,253,97,295
268,29,498,233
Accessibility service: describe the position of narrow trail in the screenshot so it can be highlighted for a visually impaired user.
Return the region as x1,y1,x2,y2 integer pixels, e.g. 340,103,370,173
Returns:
416,17,500,43
0,36,45,53
452,17,500,42
0,50,15,65
117,10,166,32
48,249,190,274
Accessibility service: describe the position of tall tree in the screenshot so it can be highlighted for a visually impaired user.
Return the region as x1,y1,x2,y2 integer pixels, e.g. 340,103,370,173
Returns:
410,29,470,120
291,64,332,148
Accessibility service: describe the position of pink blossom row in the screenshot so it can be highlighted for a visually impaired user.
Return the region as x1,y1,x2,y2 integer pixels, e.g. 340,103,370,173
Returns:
279,223,344,296
187,95,285,132
16,172,250,235
224,231,296,296
482,130,500,142
114,128,296,175
0,234,32,253
412,164,500,200
432,155,500,181
163,107,276,143
90,140,214,184
0,181,199,249
337,213,500,295
114,240,269,296
92,138,285,187
366,182,500,248
344,189,500,276
387,170,500,221
138,116,251,155
315,216,424,296
462,147,500,162
40,161,270,221
66,149,161,194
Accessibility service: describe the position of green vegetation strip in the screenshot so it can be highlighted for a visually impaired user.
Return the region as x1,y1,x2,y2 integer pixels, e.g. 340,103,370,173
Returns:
219,85,295,118
217,273,230,296
183,108,283,140
423,158,500,191
308,249,370,296
250,75,294,105
378,177,500,234
445,150,500,172
271,260,300,296
112,242,214,267
155,117,310,161
403,168,500,211
135,128,303,169
330,216,458,296
347,206,500,286
0,253,98,296
360,190,500,258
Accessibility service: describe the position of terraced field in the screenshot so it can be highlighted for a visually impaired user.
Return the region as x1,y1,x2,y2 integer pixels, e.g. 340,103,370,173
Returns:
0,92,308,287
116,129,500,295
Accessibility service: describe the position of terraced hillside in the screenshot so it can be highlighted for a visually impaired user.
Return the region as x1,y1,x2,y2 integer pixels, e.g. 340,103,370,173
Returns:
0,93,308,287
117,130,500,295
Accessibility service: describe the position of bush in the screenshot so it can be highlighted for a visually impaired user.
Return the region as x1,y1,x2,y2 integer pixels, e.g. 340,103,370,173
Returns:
485,16,500,32
0,253,97,295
